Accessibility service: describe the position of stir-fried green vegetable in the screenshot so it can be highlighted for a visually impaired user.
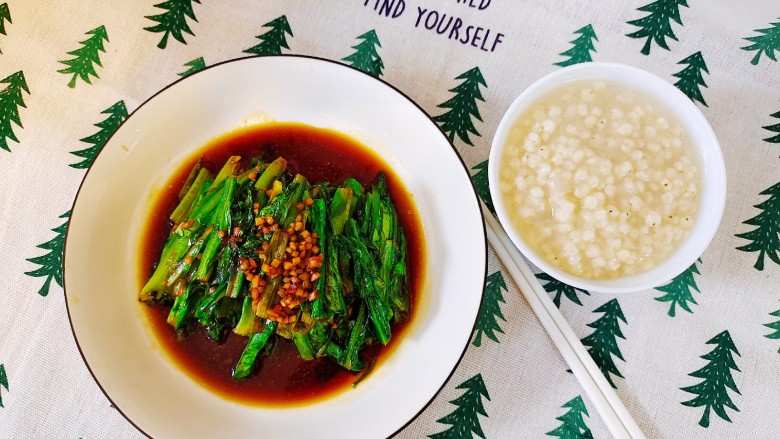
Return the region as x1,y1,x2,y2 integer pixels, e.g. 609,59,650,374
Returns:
140,155,410,380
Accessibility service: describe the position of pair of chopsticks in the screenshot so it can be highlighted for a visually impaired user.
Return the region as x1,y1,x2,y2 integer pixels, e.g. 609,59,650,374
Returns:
480,202,646,439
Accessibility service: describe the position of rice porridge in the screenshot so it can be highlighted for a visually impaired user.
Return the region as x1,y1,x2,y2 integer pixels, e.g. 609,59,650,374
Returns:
498,80,701,279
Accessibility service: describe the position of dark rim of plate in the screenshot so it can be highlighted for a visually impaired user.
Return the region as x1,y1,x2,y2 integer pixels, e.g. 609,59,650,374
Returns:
62,54,489,439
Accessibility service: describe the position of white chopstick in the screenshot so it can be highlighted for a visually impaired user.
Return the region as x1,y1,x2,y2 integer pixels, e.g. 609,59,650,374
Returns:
481,203,646,439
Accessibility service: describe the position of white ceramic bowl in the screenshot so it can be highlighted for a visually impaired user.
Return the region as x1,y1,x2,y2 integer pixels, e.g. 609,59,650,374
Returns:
64,56,486,438
488,62,726,294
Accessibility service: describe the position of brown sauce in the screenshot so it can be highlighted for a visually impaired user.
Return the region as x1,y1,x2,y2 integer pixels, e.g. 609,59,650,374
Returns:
139,122,424,407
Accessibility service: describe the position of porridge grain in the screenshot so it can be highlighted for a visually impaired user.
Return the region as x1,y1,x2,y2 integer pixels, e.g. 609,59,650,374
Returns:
498,80,701,279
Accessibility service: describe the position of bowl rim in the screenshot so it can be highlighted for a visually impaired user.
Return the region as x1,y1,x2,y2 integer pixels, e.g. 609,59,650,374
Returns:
488,62,726,294
62,54,488,438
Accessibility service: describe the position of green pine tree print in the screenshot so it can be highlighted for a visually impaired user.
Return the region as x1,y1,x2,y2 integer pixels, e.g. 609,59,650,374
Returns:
655,259,701,317
0,70,29,152
581,299,627,388
742,19,780,65
25,211,70,297
244,15,293,56
473,271,507,347
763,110,780,143
434,67,487,147
179,57,205,77
764,310,780,353
471,160,494,214
0,3,11,53
342,30,384,77
0,3,9,34
57,26,109,88
681,330,741,427
546,395,594,439
736,181,780,270
673,52,709,107
429,374,490,439
145,0,201,49
70,101,129,169
627,0,689,55
0,364,6,408
555,24,598,67
536,272,590,309
372,57,385,76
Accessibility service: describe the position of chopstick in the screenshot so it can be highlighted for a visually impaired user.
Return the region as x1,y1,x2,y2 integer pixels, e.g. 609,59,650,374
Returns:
480,202,646,439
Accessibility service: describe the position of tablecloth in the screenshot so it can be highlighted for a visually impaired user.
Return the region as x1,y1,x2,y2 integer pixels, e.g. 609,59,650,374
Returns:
1,1,779,437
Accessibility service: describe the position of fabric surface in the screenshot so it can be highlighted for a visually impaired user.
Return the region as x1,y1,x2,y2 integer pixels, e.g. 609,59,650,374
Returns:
1,1,779,437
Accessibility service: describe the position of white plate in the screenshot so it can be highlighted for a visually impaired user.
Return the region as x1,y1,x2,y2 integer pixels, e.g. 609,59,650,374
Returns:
64,55,486,439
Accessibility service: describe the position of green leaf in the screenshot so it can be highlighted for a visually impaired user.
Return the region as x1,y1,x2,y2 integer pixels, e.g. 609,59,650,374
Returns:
342,29,383,77
144,0,201,49
433,67,487,146
57,25,109,88
25,211,70,297
581,299,627,388
70,101,129,169
472,271,507,347
244,15,293,56
654,259,701,317
429,374,491,439
741,20,780,65
626,0,689,55
179,57,206,77
735,181,780,270
680,330,741,427
555,24,598,67
0,70,29,152
546,395,593,439
233,321,277,379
